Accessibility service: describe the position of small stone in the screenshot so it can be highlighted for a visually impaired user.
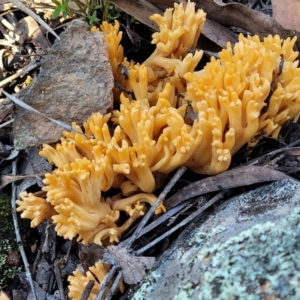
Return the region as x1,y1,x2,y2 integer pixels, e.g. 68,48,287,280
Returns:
13,19,114,150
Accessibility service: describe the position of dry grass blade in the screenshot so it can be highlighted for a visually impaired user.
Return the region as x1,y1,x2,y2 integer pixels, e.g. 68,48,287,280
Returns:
2,90,91,137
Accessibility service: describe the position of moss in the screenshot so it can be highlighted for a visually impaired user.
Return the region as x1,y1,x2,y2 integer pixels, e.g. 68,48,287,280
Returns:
0,191,18,288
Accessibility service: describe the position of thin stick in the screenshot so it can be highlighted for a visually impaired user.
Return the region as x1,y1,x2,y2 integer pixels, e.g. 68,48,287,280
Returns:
95,265,118,300
53,265,65,300
11,158,37,300
121,201,189,242
136,191,226,255
0,61,39,88
122,166,187,249
80,280,95,300
0,118,13,128
104,271,123,300
248,138,300,165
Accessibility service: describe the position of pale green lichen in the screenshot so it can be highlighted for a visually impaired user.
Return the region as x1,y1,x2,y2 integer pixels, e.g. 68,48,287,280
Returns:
132,179,300,300
184,207,300,300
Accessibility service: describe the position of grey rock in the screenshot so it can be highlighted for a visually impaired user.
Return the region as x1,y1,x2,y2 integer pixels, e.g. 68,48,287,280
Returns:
14,19,114,150
132,178,300,300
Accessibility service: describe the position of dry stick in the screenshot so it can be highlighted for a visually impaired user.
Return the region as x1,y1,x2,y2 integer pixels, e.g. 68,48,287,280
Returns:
53,265,65,300
95,265,119,300
11,159,38,300
248,138,300,165
31,249,41,276
104,271,123,300
0,118,14,128
121,201,189,242
0,61,39,88
136,201,190,238
123,166,187,249
80,280,95,300
136,191,226,255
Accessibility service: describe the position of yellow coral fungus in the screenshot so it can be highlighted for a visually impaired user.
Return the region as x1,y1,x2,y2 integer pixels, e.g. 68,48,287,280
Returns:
16,192,56,227
184,33,300,173
16,6,300,296
144,0,206,82
68,261,124,300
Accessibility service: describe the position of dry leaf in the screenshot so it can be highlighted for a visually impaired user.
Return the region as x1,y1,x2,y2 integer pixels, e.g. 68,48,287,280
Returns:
201,18,237,49
164,165,289,209
106,245,155,285
14,16,51,48
272,0,300,31
111,0,161,30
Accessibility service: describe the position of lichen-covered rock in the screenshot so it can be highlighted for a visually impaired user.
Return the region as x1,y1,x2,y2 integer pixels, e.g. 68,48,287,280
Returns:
131,179,300,300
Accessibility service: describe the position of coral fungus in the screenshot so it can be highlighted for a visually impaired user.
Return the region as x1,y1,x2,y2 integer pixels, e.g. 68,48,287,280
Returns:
17,0,300,250
184,34,300,173
16,1,300,298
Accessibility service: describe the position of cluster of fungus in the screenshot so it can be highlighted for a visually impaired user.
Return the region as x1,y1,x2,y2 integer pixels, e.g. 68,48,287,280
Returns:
16,0,300,299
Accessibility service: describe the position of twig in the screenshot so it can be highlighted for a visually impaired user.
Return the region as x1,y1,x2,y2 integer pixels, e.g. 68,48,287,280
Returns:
11,158,37,300
121,201,190,241
31,249,41,276
53,265,66,300
122,166,187,249
0,22,15,43
104,271,123,300
0,60,39,88
248,138,300,165
95,265,118,300
0,118,13,128
80,280,95,300
136,191,226,255
64,239,73,263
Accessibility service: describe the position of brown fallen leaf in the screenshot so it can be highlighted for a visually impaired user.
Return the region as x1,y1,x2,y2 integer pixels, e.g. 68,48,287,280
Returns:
272,0,300,31
164,165,290,209
106,245,155,285
111,0,161,30
14,16,51,49
201,18,237,49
